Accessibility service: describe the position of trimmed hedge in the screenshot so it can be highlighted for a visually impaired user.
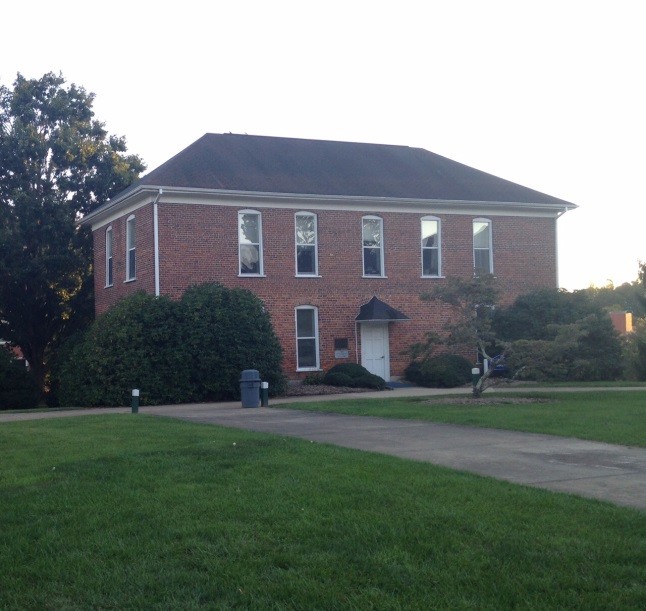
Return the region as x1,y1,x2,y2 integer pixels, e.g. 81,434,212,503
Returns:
0,347,40,410
323,363,386,390
57,284,286,407
405,354,473,388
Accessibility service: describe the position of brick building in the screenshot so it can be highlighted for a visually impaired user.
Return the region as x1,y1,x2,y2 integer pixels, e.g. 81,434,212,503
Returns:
81,134,575,381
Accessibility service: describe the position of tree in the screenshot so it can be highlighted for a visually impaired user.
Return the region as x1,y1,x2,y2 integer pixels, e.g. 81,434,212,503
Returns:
492,288,597,341
418,274,502,397
496,288,624,381
0,72,144,395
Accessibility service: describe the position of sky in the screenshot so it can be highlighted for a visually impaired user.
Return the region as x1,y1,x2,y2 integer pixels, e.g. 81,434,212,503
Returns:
2,0,644,290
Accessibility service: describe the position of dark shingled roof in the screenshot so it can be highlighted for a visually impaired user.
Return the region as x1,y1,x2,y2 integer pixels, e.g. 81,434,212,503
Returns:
355,297,411,322
118,133,573,207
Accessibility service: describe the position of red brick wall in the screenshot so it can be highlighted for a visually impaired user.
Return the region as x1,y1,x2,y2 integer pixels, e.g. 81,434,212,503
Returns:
93,202,557,378
94,204,156,313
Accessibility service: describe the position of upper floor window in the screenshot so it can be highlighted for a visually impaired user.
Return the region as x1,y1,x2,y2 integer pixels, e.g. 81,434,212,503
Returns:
473,218,493,275
295,212,318,276
238,210,263,275
362,216,384,277
421,216,441,277
295,306,320,370
105,225,113,287
126,215,136,281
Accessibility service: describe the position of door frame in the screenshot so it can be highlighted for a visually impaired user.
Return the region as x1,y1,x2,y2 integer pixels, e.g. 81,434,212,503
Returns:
360,322,390,381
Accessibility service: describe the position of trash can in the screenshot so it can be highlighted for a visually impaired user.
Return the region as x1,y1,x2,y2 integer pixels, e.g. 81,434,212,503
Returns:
240,369,261,408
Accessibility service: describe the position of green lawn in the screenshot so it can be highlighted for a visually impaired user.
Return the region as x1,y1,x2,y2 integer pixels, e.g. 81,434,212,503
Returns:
1,415,644,609
281,390,646,447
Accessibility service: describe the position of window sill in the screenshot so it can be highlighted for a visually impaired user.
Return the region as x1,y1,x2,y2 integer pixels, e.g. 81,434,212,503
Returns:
421,275,446,279
105,283,114,289
238,273,267,278
295,274,322,278
362,275,388,279
296,367,322,372
124,278,137,283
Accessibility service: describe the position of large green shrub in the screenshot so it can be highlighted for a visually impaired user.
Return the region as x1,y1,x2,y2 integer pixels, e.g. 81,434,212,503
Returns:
404,354,473,388
180,283,286,400
0,347,40,410
58,293,191,407
508,314,623,382
495,289,624,381
57,284,286,407
323,363,386,390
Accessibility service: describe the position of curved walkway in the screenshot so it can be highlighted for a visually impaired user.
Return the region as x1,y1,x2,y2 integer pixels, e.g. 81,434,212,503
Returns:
2,387,645,511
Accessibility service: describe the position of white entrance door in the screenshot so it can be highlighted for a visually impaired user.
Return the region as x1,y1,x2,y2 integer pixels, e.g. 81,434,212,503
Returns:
361,323,390,381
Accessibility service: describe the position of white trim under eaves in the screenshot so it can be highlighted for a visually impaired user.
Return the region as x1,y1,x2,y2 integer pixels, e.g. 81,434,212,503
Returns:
80,184,577,231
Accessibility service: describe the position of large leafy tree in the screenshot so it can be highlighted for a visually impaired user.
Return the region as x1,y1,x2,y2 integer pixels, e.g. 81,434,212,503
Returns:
0,72,144,394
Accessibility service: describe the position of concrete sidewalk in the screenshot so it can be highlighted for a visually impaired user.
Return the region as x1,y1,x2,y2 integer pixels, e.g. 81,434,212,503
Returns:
142,402,646,511
2,386,645,510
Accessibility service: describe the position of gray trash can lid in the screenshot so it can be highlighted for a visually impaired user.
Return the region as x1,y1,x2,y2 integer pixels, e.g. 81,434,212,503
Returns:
240,369,260,382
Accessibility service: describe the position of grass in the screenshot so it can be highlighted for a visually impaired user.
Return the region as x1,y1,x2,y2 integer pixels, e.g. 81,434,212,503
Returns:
282,390,646,447
1,415,645,609
503,381,646,388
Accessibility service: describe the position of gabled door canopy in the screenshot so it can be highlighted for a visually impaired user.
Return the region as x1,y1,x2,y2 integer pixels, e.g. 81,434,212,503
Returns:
355,296,410,323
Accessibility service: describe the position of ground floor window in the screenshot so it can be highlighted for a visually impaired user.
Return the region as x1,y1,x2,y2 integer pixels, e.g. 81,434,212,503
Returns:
295,306,319,370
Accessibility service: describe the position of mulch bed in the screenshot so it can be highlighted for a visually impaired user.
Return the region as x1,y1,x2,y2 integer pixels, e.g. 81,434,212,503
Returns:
281,384,374,397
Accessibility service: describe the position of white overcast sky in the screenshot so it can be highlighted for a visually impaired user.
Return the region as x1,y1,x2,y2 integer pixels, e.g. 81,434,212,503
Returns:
2,0,644,290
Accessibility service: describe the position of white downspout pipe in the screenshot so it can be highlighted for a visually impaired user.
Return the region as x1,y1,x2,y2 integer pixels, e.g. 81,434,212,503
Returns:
555,206,569,289
153,188,163,296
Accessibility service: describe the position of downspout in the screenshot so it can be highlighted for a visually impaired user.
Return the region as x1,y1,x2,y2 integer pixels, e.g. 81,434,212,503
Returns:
153,188,163,296
555,206,569,288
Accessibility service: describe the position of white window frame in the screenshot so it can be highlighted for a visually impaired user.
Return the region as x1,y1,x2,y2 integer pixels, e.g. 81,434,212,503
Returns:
238,210,264,276
105,225,113,287
473,218,493,275
295,212,319,276
362,215,385,277
295,306,320,371
420,216,442,277
125,215,136,281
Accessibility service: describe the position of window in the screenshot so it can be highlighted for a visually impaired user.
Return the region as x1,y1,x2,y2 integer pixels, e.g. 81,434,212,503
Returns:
295,212,318,275
421,216,441,277
126,215,136,281
295,306,319,370
238,210,263,275
362,216,384,276
105,225,113,287
473,219,493,274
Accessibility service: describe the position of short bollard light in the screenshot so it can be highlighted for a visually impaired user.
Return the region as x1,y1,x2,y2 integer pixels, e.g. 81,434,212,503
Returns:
471,368,480,388
261,381,269,407
131,389,140,414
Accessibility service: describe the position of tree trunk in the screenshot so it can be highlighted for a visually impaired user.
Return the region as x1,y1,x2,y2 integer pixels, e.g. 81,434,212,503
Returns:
21,344,46,402
472,364,495,398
